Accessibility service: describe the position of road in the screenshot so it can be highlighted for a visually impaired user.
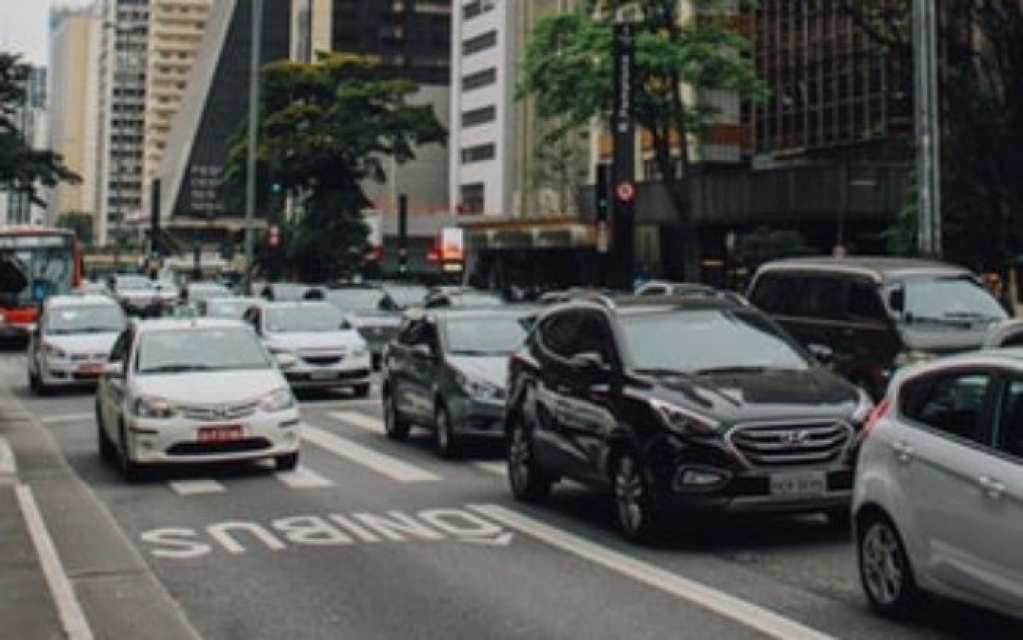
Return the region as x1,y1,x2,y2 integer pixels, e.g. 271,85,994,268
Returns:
1,349,1019,639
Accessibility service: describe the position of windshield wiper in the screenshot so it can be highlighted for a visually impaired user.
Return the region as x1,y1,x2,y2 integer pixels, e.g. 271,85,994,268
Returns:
141,364,213,374
693,365,769,375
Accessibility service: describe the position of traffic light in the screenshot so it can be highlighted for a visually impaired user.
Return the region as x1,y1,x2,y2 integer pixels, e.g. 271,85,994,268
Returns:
267,224,280,248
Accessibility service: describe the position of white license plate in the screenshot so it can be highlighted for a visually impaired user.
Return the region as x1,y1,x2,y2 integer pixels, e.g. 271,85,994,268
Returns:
309,370,339,380
770,471,826,497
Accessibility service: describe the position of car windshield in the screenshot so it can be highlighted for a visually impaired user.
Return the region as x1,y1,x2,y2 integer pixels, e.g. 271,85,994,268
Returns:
892,276,1008,322
188,283,231,300
324,288,384,312
137,327,271,374
264,304,343,332
45,305,126,334
116,276,153,291
205,298,258,319
443,315,530,355
620,309,809,373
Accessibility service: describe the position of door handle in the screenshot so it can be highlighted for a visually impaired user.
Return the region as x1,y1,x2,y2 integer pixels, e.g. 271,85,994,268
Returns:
978,476,1005,499
892,440,914,463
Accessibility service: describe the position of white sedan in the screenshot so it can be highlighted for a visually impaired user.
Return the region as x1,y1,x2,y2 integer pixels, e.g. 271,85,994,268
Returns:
96,318,302,481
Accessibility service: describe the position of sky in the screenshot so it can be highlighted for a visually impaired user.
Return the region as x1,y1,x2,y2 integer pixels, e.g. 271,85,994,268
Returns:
0,0,93,67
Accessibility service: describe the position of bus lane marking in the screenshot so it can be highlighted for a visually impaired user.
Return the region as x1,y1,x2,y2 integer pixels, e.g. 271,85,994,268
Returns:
0,436,16,478
275,465,334,489
328,410,383,433
302,424,439,482
168,480,226,496
468,504,834,640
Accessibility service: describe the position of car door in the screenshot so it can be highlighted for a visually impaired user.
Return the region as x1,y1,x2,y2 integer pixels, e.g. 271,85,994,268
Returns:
386,317,437,423
99,327,133,438
896,368,1001,599
530,310,587,475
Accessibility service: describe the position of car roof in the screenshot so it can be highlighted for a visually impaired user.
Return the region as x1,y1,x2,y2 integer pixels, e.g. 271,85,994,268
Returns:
892,347,1023,387
421,305,539,321
45,294,119,308
753,256,973,283
130,317,248,333
259,300,336,310
543,293,750,317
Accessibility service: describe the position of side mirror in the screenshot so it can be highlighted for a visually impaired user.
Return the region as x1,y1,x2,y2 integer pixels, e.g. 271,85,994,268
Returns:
101,362,124,379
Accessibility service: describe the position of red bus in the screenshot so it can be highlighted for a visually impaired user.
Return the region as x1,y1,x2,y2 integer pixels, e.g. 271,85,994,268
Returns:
0,226,83,337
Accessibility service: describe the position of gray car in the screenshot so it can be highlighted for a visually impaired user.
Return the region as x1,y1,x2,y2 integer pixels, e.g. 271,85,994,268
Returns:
381,307,533,458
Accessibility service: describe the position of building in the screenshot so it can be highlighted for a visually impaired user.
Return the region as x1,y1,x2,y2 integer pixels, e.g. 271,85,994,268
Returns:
4,66,48,226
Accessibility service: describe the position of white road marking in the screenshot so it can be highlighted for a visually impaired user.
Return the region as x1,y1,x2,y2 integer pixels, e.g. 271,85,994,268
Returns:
328,410,384,433
302,424,439,483
15,485,94,640
40,413,93,425
0,436,16,477
473,461,506,477
469,504,836,640
168,479,226,496
275,465,334,489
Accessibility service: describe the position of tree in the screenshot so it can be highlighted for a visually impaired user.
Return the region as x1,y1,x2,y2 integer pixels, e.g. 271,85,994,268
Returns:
517,0,766,279
228,52,446,282
0,52,79,204
55,211,94,246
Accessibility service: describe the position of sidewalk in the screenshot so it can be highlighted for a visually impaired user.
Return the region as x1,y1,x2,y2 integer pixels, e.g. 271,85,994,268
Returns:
0,387,201,640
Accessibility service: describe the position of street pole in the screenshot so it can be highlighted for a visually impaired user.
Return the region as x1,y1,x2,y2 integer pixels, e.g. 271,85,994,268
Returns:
610,6,639,291
243,0,264,295
913,0,941,257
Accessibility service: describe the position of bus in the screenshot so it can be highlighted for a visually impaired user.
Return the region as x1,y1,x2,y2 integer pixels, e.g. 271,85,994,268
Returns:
0,226,83,338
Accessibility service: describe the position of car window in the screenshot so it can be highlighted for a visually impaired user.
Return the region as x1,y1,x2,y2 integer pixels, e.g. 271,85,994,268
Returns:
995,378,1023,459
900,371,992,445
443,315,529,355
847,282,886,322
538,311,582,359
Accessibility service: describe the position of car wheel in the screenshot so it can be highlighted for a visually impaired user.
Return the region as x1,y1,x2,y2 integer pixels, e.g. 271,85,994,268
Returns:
434,403,461,459
857,512,920,618
351,383,371,398
612,451,660,543
29,368,47,395
507,417,551,502
96,402,115,463
117,423,143,482
383,391,411,441
275,452,299,471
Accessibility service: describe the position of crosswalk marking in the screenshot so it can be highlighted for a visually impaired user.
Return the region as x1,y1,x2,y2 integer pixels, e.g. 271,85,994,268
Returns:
302,424,440,483
328,410,384,433
168,479,226,495
275,465,334,489
41,413,93,425
473,461,505,477
0,436,16,477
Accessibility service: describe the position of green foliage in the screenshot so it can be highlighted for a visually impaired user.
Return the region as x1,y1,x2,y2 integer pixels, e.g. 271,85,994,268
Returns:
881,202,917,257
55,211,94,246
0,52,79,204
227,52,446,282
732,226,812,269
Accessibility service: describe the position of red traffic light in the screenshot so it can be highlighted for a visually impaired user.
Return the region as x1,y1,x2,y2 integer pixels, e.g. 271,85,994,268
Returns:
267,224,280,247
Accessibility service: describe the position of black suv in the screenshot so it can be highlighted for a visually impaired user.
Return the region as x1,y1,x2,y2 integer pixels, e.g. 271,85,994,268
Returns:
504,294,872,542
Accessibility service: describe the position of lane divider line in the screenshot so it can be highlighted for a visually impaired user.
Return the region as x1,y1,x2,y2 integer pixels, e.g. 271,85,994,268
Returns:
0,436,16,477
168,480,226,496
275,465,334,489
468,504,836,640
302,424,439,483
15,484,94,640
328,411,383,433
472,461,505,477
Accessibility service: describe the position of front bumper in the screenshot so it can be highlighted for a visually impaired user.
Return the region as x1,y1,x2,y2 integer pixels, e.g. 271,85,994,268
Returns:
40,356,108,387
445,393,505,438
281,355,373,389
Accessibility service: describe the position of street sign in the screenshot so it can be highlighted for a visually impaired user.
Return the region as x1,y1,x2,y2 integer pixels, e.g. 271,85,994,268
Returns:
615,181,635,202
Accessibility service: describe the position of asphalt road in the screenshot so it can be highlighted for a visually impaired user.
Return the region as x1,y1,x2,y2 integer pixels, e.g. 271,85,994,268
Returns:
2,350,1020,640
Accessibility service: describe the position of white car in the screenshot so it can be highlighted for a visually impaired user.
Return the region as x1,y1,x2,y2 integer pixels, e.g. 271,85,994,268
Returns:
853,349,1023,622
28,294,127,394
243,301,372,395
95,318,302,481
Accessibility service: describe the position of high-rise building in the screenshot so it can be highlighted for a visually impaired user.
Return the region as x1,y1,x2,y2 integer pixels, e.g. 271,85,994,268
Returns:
4,66,48,226
48,7,99,227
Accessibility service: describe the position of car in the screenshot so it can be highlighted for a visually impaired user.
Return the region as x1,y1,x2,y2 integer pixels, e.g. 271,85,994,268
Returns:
27,294,127,394
983,318,1023,349
95,318,303,480
747,256,1009,399
199,295,263,319
322,284,403,369
183,280,232,304
423,286,505,308
378,282,429,310
504,294,872,542
107,273,178,317
381,306,534,458
243,300,372,395
853,350,1023,622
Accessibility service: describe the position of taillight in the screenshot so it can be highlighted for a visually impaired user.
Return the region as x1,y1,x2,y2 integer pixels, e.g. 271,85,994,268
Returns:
861,396,891,438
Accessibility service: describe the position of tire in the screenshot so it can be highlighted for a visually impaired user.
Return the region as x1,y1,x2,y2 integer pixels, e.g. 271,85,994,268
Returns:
117,423,144,482
857,512,921,618
351,383,371,398
275,452,299,471
612,451,661,543
434,403,460,459
383,391,411,441
507,416,551,502
96,403,115,463
29,368,47,396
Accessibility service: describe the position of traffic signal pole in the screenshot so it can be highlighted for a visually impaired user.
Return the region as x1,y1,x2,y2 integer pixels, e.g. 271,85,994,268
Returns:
610,15,637,292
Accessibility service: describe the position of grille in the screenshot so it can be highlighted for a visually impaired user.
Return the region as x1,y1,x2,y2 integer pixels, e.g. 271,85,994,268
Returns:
727,420,852,467
297,349,345,366
168,438,271,455
179,401,258,422
71,353,108,362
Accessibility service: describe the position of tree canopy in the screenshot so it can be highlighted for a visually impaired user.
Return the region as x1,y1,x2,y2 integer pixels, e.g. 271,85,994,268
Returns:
228,52,446,283
518,0,766,279
0,52,79,206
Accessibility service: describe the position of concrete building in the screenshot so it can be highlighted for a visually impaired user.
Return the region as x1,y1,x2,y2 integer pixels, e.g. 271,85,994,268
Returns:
47,7,99,227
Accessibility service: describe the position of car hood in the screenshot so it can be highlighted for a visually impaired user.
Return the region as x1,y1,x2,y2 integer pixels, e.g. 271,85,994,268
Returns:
349,312,401,328
133,369,285,403
45,333,120,354
264,330,365,350
447,355,509,389
647,367,860,423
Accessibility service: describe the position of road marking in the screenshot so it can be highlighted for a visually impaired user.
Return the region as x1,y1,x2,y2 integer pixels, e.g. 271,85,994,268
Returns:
469,504,836,640
473,461,505,477
302,424,439,483
168,479,226,496
0,436,16,477
15,485,94,640
40,413,93,425
329,410,383,433
276,465,334,489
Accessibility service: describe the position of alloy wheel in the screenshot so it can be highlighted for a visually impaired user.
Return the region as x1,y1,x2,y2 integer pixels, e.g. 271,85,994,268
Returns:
613,453,658,542
507,419,550,502
858,515,918,617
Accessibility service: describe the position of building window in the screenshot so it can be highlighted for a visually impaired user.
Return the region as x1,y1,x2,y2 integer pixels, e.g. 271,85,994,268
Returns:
463,0,495,20
462,30,496,56
462,67,496,91
460,183,485,213
461,144,495,164
461,105,496,128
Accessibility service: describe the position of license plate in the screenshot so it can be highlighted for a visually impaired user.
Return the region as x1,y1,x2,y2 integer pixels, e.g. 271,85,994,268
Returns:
78,363,103,375
770,471,826,497
198,425,243,443
309,370,339,380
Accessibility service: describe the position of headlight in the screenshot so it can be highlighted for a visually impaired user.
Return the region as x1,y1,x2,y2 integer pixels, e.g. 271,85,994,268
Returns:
649,398,719,436
261,387,296,412
43,343,69,359
894,349,934,368
453,368,501,399
352,346,369,358
133,396,177,419
269,347,298,369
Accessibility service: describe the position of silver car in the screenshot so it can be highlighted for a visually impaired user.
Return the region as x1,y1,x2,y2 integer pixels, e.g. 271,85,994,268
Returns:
853,349,1023,622
95,318,302,481
28,294,127,393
